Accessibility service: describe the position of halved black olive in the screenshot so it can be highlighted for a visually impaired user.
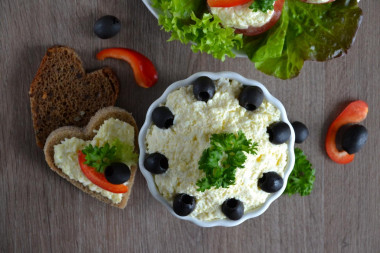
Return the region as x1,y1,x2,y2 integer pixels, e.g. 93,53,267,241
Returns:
258,172,284,193
152,106,174,129
239,86,264,111
267,122,291,144
193,76,216,102
173,193,196,216
104,163,131,184
341,124,368,154
144,152,169,174
221,198,244,220
94,15,121,39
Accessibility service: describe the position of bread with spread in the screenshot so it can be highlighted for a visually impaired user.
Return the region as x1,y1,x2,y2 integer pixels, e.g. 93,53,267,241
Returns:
44,106,138,208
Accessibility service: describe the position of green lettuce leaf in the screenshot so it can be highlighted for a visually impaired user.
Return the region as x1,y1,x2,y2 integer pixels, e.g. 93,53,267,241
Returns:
244,0,362,79
152,0,243,61
111,139,138,167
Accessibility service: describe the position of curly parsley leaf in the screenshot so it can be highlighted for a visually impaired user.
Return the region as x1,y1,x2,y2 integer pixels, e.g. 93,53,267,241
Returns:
284,148,315,196
82,143,117,173
197,131,258,192
250,0,275,13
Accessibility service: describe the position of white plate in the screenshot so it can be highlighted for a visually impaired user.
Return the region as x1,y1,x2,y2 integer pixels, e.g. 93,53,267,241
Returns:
141,0,248,58
138,72,295,227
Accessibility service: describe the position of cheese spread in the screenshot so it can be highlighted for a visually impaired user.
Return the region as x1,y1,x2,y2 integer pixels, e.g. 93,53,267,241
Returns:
54,118,135,204
145,78,288,221
210,2,275,30
304,0,332,3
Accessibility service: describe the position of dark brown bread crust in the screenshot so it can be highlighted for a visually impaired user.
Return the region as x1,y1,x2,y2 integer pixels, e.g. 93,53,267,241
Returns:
29,46,119,148
44,107,139,209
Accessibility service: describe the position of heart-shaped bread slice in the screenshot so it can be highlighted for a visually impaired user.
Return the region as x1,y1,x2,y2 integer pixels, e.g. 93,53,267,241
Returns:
44,107,138,208
30,46,119,148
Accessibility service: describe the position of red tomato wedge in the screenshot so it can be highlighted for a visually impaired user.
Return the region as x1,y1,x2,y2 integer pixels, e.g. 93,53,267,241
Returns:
207,0,252,7
325,100,368,164
78,150,128,193
97,48,158,88
235,0,285,36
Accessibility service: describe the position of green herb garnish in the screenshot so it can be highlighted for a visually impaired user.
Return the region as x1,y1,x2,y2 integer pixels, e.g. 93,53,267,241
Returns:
284,148,315,196
82,139,138,173
249,0,275,13
82,143,116,173
196,131,258,192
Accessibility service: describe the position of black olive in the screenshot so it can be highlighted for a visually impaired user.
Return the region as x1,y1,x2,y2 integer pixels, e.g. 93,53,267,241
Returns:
341,124,368,154
94,15,121,39
258,172,284,193
173,194,196,216
239,86,264,111
104,163,131,184
292,121,309,143
152,106,174,129
267,122,291,144
192,76,216,102
221,198,244,220
144,152,169,174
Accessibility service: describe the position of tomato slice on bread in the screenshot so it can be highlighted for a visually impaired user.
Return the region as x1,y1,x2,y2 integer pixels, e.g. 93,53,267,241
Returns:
234,0,285,36
325,100,368,164
207,0,252,7
78,150,128,193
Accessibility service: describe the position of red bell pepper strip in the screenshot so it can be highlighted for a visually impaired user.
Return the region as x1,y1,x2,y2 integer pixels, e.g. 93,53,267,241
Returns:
96,48,158,88
325,100,368,164
207,0,252,7
78,150,128,193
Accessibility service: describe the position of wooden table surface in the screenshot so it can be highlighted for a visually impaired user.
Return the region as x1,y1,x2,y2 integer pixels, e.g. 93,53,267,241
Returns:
1,0,379,252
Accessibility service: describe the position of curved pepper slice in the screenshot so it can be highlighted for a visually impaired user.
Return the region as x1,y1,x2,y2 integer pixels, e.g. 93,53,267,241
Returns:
96,48,158,88
325,100,368,164
78,150,128,193
207,0,252,7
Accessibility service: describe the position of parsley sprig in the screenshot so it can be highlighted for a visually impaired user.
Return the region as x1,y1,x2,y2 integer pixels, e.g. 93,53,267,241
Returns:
82,143,116,173
284,148,316,196
197,131,258,192
250,0,276,13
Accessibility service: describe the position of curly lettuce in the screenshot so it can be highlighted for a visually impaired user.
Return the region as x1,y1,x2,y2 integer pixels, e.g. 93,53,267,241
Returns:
152,0,362,79
152,0,243,61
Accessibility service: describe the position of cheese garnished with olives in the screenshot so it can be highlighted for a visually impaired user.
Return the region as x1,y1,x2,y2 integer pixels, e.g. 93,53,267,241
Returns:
145,78,288,221
54,118,135,204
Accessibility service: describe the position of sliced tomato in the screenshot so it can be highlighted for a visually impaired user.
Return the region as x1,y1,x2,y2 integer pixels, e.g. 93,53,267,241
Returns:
207,0,252,7
302,0,335,4
78,150,128,193
97,48,158,88
325,100,368,164
235,0,285,36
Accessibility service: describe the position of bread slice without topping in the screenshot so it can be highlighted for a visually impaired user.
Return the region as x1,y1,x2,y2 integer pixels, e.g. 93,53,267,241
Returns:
29,46,119,148
44,107,139,209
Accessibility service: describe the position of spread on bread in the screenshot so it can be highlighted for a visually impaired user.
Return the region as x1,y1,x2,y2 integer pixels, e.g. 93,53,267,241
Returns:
44,107,139,209
54,118,137,203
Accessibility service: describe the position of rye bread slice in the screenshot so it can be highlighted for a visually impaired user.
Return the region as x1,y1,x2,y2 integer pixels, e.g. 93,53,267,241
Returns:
29,45,119,148
44,106,139,209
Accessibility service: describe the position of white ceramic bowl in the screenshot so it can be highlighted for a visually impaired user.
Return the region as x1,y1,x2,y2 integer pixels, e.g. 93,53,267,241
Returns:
141,0,248,58
138,72,295,227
